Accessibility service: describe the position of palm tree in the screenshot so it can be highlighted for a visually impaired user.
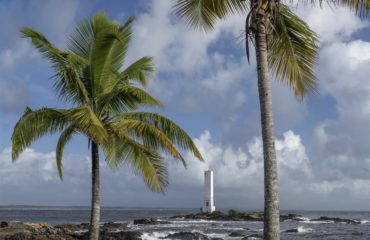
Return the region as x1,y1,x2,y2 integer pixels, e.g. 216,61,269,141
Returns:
172,1,318,239
12,13,203,240
172,1,370,239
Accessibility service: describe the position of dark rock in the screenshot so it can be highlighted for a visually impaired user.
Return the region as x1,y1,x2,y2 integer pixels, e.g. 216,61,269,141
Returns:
0,221,139,240
310,216,361,224
3,232,77,240
1,222,9,228
102,222,129,232
55,224,82,233
172,211,308,223
229,231,244,237
171,211,265,221
280,214,305,221
285,228,299,233
161,231,209,240
133,218,169,225
81,231,142,240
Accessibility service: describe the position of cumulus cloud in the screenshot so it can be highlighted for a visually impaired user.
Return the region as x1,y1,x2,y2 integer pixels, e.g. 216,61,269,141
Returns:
0,41,36,70
2,128,370,210
0,130,312,208
296,4,368,43
129,0,251,103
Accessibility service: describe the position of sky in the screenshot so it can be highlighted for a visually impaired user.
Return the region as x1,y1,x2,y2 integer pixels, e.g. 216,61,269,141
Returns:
1,0,370,211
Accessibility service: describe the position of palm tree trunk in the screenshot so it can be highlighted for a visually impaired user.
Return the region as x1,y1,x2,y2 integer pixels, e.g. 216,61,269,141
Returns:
89,141,100,240
254,14,280,240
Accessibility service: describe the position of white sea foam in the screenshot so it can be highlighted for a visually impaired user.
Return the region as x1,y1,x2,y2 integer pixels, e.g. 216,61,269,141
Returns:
296,216,310,221
297,226,313,233
303,220,334,224
172,219,216,223
140,231,175,240
361,220,370,224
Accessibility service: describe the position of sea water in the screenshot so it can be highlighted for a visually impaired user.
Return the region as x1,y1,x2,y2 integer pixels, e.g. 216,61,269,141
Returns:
1,206,370,239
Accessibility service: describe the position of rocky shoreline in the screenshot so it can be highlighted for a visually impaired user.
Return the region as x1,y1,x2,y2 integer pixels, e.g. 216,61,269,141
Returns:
0,211,364,239
170,211,306,222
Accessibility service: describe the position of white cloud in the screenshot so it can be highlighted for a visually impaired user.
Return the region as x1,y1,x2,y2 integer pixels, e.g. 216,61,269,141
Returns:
169,130,312,199
128,0,251,110
296,5,367,43
0,41,36,70
1,128,370,209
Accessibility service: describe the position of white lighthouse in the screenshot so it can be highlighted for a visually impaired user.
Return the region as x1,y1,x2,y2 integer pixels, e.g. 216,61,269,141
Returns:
202,170,216,213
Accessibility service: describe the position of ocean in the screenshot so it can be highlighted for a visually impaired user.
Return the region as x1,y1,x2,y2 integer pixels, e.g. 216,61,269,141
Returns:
1,206,370,239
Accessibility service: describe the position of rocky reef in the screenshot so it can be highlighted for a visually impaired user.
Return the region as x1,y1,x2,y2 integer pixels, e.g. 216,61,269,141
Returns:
0,221,140,240
170,210,304,222
0,212,365,239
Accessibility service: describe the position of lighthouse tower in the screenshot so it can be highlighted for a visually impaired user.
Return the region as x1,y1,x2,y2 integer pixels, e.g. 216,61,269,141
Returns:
202,170,216,213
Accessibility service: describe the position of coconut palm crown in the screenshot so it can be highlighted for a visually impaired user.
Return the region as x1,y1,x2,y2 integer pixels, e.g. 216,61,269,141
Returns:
12,13,203,240
173,0,319,97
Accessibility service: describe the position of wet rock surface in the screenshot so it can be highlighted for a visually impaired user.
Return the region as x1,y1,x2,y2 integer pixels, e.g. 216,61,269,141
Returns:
1,213,366,239
0,221,140,240
310,216,361,224
171,211,305,222
133,217,170,225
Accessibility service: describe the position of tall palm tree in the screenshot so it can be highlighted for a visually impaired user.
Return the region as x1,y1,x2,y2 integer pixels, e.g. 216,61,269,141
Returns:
12,13,203,240
172,1,370,239
172,1,318,239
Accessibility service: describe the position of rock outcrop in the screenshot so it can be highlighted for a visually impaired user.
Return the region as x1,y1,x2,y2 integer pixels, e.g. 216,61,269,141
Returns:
310,216,361,224
133,218,170,225
171,211,304,222
0,221,140,240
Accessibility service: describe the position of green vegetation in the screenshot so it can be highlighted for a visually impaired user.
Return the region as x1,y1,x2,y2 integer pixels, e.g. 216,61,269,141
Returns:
228,209,240,218
11,13,203,240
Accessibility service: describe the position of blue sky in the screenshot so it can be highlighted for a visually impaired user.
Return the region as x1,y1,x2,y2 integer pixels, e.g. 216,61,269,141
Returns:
1,0,370,211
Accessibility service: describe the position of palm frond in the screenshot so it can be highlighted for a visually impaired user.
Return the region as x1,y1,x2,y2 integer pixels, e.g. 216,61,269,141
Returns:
12,107,69,160
68,19,94,59
114,119,186,166
301,0,370,17
172,0,248,30
102,132,168,193
90,14,134,96
56,125,76,179
268,4,319,98
117,112,203,161
118,57,155,87
65,106,108,143
21,28,90,104
341,0,370,16
98,84,162,114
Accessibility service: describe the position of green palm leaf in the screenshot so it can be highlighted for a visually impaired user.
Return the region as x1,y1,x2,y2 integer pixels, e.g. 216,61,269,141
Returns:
114,119,186,166
12,107,69,160
268,5,319,98
98,84,162,114
102,133,168,193
117,112,203,161
21,28,90,104
173,0,248,29
56,125,77,179
65,106,108,143
118,56,155,87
